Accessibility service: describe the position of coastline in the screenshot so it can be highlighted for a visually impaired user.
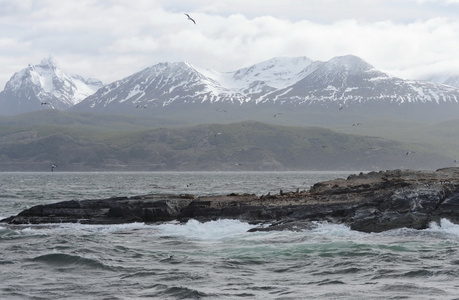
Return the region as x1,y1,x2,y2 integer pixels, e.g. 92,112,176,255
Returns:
3,168,459,233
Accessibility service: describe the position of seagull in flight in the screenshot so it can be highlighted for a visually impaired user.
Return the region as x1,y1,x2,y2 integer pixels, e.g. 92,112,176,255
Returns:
184,13,196,25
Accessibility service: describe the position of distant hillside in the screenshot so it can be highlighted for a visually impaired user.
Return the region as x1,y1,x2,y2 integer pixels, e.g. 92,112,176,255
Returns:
0,110,173,132
0,119,454,171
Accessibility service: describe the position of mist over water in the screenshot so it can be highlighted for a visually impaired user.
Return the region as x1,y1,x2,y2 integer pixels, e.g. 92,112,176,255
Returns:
2,172,459,299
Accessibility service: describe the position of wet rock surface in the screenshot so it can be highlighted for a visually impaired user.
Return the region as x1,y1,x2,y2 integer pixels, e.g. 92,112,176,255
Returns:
3,168,459,233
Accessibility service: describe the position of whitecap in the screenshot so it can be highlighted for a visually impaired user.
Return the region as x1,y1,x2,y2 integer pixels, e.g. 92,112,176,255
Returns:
11,222,150,235
310,221,365,237
427,218,459,237
155,219,257,241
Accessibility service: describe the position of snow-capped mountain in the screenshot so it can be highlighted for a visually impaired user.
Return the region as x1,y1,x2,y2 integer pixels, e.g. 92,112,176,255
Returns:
262,55,459,105
222,56,315,95
425,73,459,89
76,56,317,112
74,55,459,114
78,61,230,111
0,56,103,116
3,54,459,119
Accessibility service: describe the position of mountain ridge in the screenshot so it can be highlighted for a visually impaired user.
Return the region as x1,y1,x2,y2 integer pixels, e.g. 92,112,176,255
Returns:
73,54,459,113
2,54,459,119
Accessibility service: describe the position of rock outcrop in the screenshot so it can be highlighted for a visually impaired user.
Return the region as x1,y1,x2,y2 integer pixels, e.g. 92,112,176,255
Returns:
3,168,459,233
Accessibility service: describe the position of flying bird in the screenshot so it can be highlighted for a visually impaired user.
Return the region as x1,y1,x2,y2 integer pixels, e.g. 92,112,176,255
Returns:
184,13,196,24
406,151,415,156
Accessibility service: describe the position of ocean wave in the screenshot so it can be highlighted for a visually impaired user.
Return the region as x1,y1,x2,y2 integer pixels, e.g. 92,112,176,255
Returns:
155,219,257,240
31,253,114,271
0,224,48,240
9,222,151,235
427,218,459,237
309,221,365,237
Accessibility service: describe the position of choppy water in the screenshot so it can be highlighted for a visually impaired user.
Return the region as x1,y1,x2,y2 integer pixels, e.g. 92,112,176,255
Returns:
2,172,459,299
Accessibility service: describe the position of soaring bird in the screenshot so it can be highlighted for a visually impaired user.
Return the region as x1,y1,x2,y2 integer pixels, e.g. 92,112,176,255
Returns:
184,13,196,25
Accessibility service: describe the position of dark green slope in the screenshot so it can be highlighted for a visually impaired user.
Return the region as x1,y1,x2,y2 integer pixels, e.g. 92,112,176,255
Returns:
0,119,454,171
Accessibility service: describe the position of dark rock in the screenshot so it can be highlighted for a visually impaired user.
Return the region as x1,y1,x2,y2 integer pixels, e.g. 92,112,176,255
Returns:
2,168,459,233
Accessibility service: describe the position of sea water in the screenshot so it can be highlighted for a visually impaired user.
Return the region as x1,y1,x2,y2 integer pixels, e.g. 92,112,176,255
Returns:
1,172,459,299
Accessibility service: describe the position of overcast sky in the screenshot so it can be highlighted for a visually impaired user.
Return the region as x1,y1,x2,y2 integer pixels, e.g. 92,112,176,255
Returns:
1,0,458,88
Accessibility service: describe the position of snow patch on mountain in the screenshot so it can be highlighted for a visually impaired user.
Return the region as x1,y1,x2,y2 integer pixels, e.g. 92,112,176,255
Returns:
1,56,103,114
228,56,314,90
425,73,459,89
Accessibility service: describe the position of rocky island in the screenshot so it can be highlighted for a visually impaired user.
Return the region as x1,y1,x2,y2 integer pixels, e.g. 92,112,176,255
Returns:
2,168,459,233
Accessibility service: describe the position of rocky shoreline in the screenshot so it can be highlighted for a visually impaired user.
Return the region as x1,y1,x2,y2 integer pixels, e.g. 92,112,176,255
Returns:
2,168,459,233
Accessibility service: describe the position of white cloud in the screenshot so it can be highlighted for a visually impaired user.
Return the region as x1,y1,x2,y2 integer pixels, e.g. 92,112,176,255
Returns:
0,0,458,89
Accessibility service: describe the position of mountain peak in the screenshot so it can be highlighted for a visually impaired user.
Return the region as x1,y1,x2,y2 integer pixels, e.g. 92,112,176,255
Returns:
326,55,374,73
0,57,103,115
39,55,58,69
230,56,314,89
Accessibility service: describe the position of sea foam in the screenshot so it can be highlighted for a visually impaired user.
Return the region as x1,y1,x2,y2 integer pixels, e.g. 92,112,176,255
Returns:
428,218,459,237
155,219,257,241
310,221,365,237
